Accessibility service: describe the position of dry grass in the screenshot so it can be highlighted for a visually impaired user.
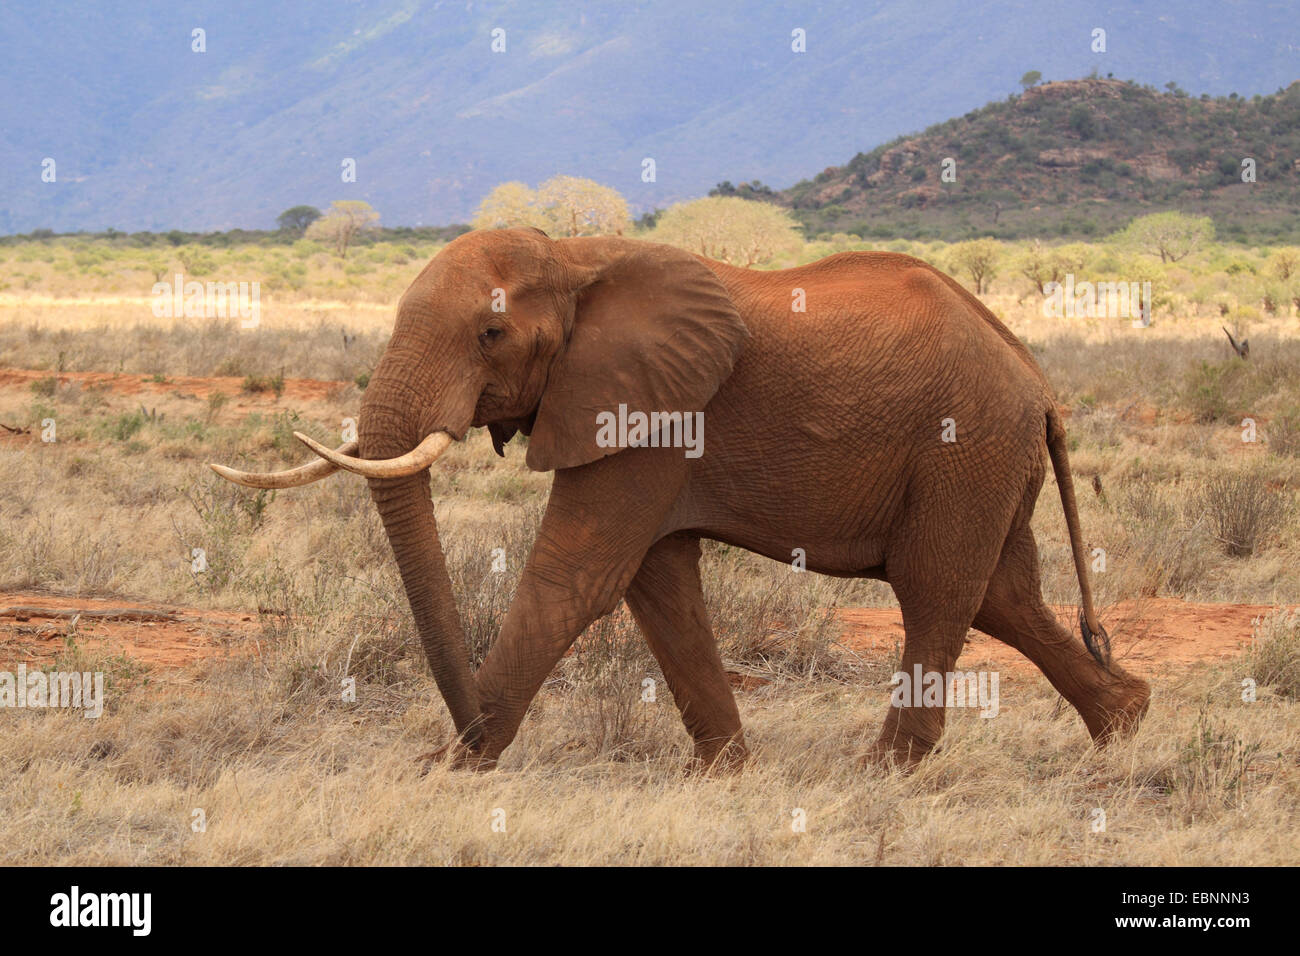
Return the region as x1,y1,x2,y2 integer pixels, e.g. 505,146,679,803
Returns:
1,239,1298,864
1,654,1294,865
1247,608,1300,701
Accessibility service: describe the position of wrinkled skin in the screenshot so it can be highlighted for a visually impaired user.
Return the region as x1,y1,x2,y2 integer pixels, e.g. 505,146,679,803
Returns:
320,228,1151,771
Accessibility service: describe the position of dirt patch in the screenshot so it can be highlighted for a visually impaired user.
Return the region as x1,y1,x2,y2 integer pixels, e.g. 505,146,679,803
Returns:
837,597,1277,678
1,590,1277,684
0,368,346,404
0,591,260,671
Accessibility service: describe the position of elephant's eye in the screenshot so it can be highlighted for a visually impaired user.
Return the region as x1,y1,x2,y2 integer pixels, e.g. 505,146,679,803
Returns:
479,327,504,346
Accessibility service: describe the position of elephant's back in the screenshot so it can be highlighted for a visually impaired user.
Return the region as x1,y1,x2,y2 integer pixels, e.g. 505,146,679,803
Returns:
680,253,1056,554
712,252,1054,411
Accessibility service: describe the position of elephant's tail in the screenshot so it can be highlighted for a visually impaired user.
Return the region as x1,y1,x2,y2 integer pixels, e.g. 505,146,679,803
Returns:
1046,408,1111,666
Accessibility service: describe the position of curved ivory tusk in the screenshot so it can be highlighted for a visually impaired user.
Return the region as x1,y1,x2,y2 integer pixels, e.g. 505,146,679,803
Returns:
208,442,360,489
294,430,454,478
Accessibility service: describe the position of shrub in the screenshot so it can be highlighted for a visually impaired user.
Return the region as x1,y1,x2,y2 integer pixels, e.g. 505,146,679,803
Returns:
1196,467,1289,557
1154,710,1261,818
109,411,147,442
30,376,57,397
1179,360,1250,424
242,372,285,398
1116,484,1214,597
1268,406,1300,457
1247,608,1300,700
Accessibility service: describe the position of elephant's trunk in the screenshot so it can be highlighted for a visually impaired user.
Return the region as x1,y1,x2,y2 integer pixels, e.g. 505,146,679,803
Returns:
359,373,482,745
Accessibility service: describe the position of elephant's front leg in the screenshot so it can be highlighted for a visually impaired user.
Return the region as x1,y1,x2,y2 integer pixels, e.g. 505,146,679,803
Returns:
624,533,747,773
467,449,689,764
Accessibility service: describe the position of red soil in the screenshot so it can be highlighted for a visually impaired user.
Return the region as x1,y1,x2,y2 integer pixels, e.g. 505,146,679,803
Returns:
838,598,1276,676
0,368,345,404
0,591,259,670
0,590,1275,680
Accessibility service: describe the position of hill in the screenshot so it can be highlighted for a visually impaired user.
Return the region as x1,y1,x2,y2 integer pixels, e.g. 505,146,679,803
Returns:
780,78,1300,241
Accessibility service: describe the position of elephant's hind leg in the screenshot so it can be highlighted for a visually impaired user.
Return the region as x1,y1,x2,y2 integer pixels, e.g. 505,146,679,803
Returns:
865,492,1009,770
972,525,1150,744
865,588,989,770
625,534,748,773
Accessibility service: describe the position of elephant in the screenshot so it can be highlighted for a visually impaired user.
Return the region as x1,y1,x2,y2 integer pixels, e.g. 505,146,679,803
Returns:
210,227,1151,771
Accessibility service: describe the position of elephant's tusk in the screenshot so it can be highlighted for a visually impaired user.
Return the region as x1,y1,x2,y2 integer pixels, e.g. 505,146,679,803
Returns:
294,430,454,478
208,441,359,489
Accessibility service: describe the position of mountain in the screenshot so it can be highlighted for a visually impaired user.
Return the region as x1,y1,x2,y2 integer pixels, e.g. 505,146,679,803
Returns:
2,0,1299,234
778,77,1300,241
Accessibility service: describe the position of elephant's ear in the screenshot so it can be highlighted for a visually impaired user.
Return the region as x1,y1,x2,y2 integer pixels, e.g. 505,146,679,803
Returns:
525,238,748,472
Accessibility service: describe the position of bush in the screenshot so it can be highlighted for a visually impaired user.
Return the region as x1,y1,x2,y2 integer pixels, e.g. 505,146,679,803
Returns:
242,373,285,398
1155,710,1261,817
1196,467,1289,557
1115,483,1214,597
1247,608,1300,700
1179,360,1249,424
1269,406,1300,457
109,411,147,442
30,376,57,397
702,544,876,682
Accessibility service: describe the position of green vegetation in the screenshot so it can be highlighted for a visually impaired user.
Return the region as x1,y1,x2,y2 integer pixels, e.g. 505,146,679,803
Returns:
0,222,468,251
275,205,322,235
1116,211,1215,263
780,77,1300,242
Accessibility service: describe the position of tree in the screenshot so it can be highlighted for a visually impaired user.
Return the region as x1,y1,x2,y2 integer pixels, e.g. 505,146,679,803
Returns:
535,176,630,237
1018,240,1088,293
1068,105,1097,139
709,180,776,199
472,182,548,231
947,238,1001,294
471,176,630,236
1018,240,1060,293
1019,70,1042,91
1270,246,1300,280
635,208,664,231
276,205,321,235
305,200,380,257
649,197,802,267
1116,212,1214,263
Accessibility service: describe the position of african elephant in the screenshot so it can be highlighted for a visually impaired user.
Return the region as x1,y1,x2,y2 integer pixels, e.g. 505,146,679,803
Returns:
211,228,1150,770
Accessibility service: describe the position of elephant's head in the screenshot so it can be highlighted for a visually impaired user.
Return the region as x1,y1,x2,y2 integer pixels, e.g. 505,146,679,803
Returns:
210,228,747,746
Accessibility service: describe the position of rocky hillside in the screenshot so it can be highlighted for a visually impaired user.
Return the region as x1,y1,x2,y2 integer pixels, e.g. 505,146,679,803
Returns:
781,78,1300,242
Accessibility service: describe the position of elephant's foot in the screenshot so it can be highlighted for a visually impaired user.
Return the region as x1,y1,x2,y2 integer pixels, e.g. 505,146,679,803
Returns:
416,735,500,774
1080,671,1150,746
860,710,941,772
684,735,749,776
857,735,938,773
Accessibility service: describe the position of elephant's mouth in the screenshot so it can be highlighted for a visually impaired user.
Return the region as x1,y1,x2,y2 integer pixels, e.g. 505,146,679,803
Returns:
483,409,537,457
